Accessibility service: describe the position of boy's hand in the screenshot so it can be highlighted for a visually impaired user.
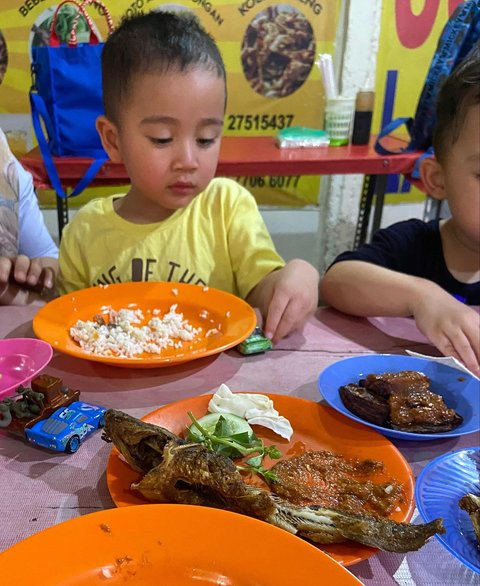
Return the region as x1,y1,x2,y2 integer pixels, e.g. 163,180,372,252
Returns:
412,293,480,376
248,259,319,343
0,255,58,305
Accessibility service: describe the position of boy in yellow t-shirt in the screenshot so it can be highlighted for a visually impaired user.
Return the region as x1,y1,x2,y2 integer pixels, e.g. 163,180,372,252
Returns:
58,11,319,342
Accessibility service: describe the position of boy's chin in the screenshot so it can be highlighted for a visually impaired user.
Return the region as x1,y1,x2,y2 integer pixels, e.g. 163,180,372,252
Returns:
166,197,197,210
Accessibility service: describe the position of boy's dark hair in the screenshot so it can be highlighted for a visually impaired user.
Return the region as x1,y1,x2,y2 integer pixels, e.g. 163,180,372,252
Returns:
433,42,480,162
101,11,226,123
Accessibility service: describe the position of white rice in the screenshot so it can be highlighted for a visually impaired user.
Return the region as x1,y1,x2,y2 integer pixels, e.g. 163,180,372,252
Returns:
205,328,219,338
69,305,202,358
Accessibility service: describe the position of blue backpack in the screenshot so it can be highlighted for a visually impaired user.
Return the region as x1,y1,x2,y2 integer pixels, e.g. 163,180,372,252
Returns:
29,0,114,198
375,0,480,157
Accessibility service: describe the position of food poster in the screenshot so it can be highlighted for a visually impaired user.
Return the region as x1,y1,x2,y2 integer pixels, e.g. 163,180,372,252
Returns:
0,0,339,208
373,0,464,205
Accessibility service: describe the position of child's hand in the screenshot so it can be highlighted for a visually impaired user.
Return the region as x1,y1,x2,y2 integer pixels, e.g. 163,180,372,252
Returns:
412,293,480,376
247,259,319,343
0,255,58,305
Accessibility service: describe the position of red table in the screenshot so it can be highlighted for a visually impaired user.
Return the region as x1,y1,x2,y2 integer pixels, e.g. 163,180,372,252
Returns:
21,135,423,244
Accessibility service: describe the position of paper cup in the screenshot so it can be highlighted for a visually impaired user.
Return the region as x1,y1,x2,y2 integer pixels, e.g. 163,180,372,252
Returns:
324,97,355,146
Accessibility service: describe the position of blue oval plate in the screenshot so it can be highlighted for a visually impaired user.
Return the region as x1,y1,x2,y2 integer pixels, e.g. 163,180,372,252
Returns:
415,448,480,574
318,354,480,441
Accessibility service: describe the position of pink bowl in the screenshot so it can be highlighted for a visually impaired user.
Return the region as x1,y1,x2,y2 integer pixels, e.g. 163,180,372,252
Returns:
0,338,53,400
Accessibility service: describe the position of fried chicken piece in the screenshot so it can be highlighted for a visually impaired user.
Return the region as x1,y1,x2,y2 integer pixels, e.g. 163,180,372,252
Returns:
340,370,463,433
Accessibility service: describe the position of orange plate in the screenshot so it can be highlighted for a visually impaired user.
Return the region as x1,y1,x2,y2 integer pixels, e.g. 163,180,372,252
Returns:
33,282,256,368
106,394,415,567
0,504,363,585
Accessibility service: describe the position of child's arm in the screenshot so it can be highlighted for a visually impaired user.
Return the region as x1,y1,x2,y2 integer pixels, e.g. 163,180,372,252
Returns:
0,255,58,305
321,260,425,315
246,259,319,343
321,260,480,376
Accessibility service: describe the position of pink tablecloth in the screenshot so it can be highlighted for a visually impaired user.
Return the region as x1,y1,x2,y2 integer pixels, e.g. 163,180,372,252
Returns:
0,303,478,586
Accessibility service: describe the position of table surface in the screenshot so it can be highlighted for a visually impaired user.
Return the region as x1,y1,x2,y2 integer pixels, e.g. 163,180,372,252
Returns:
0,304,478,586
21,135,421,189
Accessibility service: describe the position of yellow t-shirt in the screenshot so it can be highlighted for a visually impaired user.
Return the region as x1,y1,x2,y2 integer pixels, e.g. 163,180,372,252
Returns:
58,178,285,298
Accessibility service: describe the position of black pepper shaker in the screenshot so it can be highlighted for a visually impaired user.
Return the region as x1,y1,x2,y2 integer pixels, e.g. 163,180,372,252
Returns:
352,87,375,145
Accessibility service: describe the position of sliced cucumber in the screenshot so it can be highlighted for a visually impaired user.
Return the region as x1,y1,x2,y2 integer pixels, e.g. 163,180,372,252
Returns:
187,412,253,443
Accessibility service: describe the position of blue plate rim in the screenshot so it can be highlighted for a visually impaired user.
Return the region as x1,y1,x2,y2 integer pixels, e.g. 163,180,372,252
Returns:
415,447,480,575
318,354,479,441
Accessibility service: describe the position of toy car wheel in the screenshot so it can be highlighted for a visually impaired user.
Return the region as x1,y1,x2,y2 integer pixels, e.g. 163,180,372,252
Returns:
65,435,80,453
98,415,105,429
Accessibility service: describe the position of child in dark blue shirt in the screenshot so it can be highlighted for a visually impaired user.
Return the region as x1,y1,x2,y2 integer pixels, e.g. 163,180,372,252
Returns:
321,47,480,375
332,218,479,306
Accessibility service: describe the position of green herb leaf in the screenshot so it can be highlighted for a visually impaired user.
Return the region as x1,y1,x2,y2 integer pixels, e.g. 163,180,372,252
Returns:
229,431,256,446
246,454,263,467
240,462,278,484
187,410,282,479
257,467,279,484
265,445,282,459
214,415,229,436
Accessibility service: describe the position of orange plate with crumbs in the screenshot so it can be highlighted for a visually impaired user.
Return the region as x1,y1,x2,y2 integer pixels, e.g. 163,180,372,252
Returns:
0,504,363,585
33,282,256,368
106,394,415,567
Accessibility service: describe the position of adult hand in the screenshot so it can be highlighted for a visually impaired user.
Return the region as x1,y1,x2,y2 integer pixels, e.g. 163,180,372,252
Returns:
0,255,58,305
0,255,56,290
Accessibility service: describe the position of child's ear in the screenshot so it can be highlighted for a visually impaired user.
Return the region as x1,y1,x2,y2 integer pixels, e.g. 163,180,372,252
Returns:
419,156,447,200
96,116,122,163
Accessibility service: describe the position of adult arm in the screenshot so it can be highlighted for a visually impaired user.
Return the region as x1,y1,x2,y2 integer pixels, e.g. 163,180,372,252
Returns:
17,158,58,259
0,153,58,304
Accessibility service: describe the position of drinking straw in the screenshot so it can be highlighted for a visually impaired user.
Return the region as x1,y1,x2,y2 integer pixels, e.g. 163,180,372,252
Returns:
316,53,337,99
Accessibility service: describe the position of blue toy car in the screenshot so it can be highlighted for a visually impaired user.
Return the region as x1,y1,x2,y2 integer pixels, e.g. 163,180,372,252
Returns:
25,401,107,453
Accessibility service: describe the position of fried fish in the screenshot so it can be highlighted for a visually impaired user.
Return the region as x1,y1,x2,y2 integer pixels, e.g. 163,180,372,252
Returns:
459,493,480,543
103,409,444,553
102,409,179,473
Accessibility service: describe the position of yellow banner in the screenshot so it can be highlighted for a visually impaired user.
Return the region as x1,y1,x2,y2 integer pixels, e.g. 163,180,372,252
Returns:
0,0,339,207
374,0,464,204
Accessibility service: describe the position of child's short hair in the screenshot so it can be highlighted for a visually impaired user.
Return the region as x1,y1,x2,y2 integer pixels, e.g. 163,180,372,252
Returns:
433,43,480,162
101,11,226,123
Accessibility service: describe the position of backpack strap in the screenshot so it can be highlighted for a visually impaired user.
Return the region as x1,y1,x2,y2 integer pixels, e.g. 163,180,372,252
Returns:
30,91,107,198
375,1,480,156
374,117,415,155
409,147,435,180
